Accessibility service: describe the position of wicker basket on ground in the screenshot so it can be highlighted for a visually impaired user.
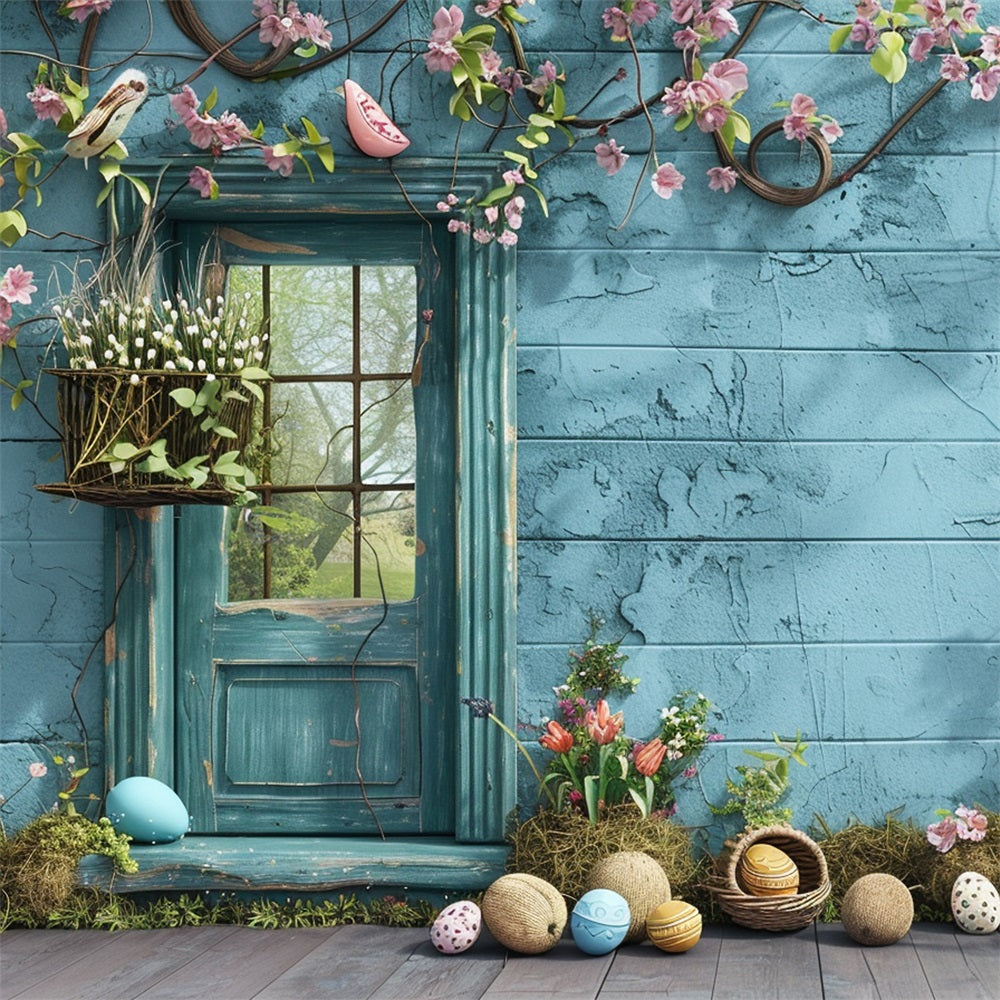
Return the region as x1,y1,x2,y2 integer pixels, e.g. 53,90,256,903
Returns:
705,825,831,932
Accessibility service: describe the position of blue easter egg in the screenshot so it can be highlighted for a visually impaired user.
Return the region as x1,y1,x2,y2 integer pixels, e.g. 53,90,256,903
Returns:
571,888,631,955
105,776,190,844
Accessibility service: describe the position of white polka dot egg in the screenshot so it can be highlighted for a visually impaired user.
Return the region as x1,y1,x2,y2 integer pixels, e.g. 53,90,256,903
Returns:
431,900,482,954
951,871,1000,935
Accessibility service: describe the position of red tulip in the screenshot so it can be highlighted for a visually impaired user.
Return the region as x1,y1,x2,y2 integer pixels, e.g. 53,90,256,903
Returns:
539,720,573,753
633,737,668,777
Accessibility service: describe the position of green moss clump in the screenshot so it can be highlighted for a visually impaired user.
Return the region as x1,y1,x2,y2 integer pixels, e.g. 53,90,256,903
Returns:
0,813,137,924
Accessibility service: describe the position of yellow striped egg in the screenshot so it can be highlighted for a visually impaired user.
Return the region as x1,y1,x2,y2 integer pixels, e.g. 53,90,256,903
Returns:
737,844,800,897
646,900,702,953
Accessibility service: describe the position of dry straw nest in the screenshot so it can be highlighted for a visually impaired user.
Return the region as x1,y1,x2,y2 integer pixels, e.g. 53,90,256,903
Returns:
507,808,708,909
705,824,831,931
818,810,1000,920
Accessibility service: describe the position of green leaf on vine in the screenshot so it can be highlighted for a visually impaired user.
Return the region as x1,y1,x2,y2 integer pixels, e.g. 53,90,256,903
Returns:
829,24,853,52
871,30,908,83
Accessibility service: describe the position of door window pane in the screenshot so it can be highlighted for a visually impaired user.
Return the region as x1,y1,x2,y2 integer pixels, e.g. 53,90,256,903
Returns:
225,263,417,602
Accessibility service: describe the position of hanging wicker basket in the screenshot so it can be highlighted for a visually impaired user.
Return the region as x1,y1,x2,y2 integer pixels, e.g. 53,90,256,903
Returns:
704,825,831,932
35,368,257,508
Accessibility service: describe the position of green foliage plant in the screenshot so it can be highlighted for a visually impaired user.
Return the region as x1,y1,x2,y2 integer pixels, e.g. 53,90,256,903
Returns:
710,730,809,829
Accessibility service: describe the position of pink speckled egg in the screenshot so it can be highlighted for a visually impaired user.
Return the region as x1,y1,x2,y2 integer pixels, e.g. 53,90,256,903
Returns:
430,900,482,954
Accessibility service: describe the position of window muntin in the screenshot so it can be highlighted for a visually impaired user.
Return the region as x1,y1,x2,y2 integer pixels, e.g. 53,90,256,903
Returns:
226,262,417,602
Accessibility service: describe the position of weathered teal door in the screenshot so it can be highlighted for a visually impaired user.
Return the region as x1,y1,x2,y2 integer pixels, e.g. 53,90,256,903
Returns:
173,221,456,835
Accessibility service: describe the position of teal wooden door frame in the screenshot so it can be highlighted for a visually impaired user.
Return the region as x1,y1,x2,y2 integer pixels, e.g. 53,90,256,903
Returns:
105,156,517,843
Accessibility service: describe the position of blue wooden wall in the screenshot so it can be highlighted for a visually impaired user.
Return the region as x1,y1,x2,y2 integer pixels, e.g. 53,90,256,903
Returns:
1,1,996,841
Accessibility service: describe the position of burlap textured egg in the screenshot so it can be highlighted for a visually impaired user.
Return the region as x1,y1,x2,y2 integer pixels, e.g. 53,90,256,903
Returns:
841,873,913,946
585,851,672,944
482,873,567,954
737,843,800,897
646,899,702,953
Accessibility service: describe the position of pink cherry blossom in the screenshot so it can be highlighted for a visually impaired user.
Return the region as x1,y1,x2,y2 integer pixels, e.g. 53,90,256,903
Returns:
927,814,959,852
707,165,738,192
503,195,525,229
480,48,503,81
981,25,1000,61
187,165,217,198
430,4,464,44
602,6,631,40
497,229,518,246
850,17,880,51
970,64,1000,100
170,86,250,152
484,205,500,225
910,29,937,62
672,27,701,51
472,228,493,244
670,0,700,23
27,85,68,124
28,762,48,778
630,1,661,28
940,54,970,81
706,58,749,98
0,107,7,138
855,0,882,16
502,168,524,186
424,41,461,73
263,146,295,177
61,0,113,23
447,218,470,234
820,119,844,143
595,137,629,175
1,265,37,306
651,161,685,198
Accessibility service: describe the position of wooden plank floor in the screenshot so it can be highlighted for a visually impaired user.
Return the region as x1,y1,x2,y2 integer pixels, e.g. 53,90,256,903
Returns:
1,923,997,1000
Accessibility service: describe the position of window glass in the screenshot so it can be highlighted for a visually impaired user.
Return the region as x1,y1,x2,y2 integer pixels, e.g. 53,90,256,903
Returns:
225,263,417,602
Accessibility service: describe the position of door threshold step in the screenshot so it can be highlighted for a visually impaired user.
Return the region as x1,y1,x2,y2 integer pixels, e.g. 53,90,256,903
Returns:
78,836,508,895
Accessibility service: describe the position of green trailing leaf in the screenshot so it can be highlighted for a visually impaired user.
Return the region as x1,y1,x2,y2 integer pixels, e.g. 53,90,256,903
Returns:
313,142,334,173
730,110,752,146
525,182,548,217
479,182,516,206
201,86,219,114
0,209,28,247
10,378,33,410
239,366,271,381
124,173,151,205
829,23,853,52
169,387,198,408
871,30,908,83
674,110,694,132
213,424,238,439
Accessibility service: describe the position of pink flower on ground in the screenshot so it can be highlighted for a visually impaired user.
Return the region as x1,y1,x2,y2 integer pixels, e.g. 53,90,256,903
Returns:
955,804,989,841
263,146,295,177
651,162,685,198
595,137,629,175
27,85,68,124
707,165,738,192
60,0,113,22
187,165,217,199
927,815,959,852
1,265,37,306
28,762,48,778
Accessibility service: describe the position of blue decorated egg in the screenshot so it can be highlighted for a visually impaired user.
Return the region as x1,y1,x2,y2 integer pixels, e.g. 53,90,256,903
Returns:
571,888,631,955
105,776,189,844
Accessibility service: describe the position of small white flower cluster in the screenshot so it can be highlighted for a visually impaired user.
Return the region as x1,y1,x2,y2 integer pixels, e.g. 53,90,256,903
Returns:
55,290,267,375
